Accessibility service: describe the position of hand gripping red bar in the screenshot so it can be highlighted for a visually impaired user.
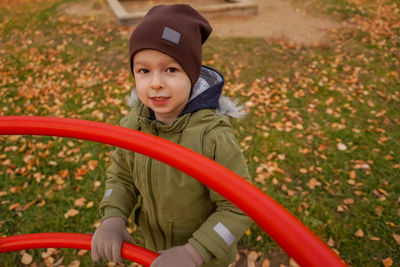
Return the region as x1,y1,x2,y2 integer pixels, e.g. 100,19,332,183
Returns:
0,233,158,266
0,116,347,267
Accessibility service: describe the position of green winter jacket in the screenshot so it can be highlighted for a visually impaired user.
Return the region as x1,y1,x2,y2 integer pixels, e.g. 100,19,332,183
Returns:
99,67,253,266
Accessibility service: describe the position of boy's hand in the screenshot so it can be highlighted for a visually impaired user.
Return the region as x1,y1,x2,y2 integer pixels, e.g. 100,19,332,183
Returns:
91,216,133,263
150,243,204,267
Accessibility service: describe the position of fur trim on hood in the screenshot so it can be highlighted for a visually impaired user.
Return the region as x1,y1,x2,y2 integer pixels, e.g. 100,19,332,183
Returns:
126,66,246,119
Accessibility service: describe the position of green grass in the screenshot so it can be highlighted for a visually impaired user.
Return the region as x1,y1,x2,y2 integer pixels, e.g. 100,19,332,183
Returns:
1,0,400,266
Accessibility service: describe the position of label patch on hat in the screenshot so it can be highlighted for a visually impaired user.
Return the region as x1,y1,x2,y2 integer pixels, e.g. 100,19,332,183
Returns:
162,26,181,45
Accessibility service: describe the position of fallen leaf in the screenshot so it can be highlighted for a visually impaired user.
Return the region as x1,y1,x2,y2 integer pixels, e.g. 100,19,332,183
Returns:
262,258,270,267
325,97,334,105
327,237,335,247
355,229,364,237
245,229,251,236
289,258,300,267
247,251,259,267
393,233,400,245
9,203,22,211
337,205,345,212
10,186,22,194
92,181,101,191
77,249,88,256
343,198,354,205
23,200,38,210
68,260,80,267
37,199,46,207
74,197,87,207
307,178,321,189
382,257,393,267
53,256,64,266
299,168,308,174
64,208,79,218
337,143,347,151
21,252,33,264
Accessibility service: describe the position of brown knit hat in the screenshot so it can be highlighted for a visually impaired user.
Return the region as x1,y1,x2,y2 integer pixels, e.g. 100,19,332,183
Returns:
129,4,213,86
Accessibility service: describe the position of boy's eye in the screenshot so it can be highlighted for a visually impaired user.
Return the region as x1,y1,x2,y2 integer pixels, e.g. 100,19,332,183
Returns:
138,69,149,74
166,67,178,73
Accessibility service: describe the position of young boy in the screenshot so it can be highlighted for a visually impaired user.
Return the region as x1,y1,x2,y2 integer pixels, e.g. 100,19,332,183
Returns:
91,4,252,267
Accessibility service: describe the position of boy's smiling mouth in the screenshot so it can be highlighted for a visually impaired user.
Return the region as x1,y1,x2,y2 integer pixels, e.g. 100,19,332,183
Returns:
150,96,170,106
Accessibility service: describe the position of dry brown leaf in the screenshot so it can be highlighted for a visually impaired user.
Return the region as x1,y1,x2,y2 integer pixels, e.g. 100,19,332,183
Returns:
343,198,354,205
86,201,94,208
349,170,356,179
68,260,80,267
9,203,22,211
59,169,69,178
10,186,22,194
77,249,88,256
23,200,37,210
382,257,393,267
37,199,46,207
327,237,335,247
355,229,364,237
87,160,98,171
299,168,308,174
393,233,400,245
337,205,345,212
307,178,321,189
92,181,101,192
53,256,64,266
262,259,271,267
64,208,79,218
74,197,87,207
325,97,334,105
21,252,33,264
247,251,259,267
43,256,55,265
336,143,347,151
289,258,300,267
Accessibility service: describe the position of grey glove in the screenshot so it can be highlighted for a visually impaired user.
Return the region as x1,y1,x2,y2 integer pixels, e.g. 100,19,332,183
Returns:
150,243,204,267
91,216,133,263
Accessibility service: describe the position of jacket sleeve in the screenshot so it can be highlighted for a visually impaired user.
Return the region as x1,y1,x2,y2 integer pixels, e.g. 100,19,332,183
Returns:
188,128,253,263
99,146,138,223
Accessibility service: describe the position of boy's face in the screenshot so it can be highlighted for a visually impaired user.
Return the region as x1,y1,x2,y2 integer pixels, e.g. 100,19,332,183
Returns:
133,49,191,126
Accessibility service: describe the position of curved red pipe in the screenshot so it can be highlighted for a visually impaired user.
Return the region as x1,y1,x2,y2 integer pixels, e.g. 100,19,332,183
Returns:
0,116,346,267
0,233,158,266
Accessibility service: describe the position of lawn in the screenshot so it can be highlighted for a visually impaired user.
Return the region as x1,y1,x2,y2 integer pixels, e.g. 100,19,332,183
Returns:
0,0,399,266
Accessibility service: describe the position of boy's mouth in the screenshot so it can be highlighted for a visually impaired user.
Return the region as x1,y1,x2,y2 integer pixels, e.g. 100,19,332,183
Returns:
150,96,170,106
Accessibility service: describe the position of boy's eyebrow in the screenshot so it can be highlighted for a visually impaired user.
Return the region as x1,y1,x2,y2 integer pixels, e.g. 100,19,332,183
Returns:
133,58,179,67
132,61,147,67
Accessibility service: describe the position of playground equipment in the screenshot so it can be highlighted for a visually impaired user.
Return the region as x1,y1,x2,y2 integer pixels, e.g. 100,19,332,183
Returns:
0,116,346,266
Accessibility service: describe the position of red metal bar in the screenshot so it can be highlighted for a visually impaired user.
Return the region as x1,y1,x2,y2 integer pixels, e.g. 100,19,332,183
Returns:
0,233,158,266
0,116,347,266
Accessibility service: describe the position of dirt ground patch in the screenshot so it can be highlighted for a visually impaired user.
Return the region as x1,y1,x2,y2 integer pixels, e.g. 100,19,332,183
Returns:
60,0,339,46
209,0,339,45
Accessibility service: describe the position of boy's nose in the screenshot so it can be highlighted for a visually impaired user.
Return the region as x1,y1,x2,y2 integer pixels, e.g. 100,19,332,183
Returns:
150,73,164,90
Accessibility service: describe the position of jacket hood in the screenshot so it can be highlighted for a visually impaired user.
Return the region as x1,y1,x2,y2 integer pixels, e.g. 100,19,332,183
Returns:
126,66,246,119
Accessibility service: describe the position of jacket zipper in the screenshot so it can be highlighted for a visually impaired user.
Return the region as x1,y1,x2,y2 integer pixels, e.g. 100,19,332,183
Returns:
147,123,166,249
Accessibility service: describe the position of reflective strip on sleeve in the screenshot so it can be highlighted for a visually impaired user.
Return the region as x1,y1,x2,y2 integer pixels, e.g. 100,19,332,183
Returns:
213,222,235,246
103,189,113,198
